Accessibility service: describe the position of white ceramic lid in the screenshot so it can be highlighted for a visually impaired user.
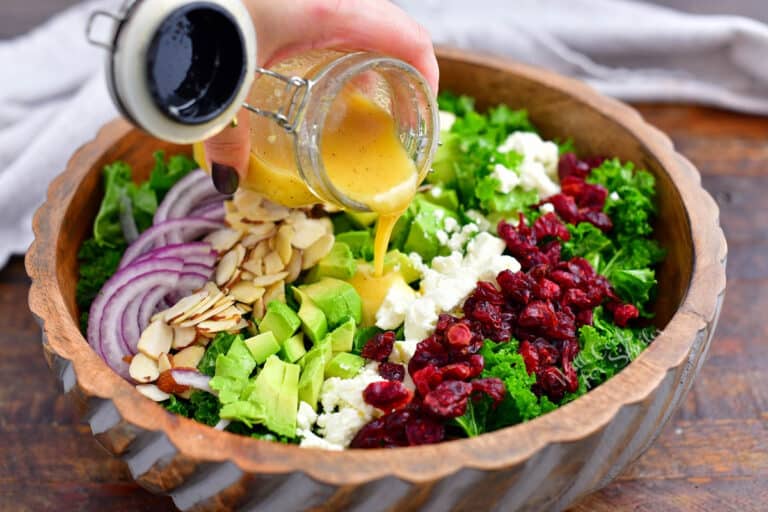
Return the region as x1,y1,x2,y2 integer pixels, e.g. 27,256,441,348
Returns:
105,0,256,143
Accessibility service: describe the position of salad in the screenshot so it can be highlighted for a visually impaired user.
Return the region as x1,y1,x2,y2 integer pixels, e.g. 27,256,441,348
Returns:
78,92,665,449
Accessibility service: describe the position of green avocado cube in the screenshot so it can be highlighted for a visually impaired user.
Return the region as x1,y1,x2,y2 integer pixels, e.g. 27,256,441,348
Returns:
300,336,333,370
335,231,374,260
403,199,458,262
345,211,379,228
245,355,299,438
298,355,325,409
292,288,328,345
280,333,307,363
259,300,301,342
325,352,365,379
327,318,356,352
422,187,460,212
304,242,357,282
244,332,281,364
298,278,362,329
383,250,422,283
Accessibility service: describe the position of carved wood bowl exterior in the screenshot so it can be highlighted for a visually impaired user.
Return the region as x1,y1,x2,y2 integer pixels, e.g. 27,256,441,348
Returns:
26,49,726,511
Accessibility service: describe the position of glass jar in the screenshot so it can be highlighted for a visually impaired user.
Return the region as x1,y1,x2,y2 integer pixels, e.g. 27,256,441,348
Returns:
89,0,439,211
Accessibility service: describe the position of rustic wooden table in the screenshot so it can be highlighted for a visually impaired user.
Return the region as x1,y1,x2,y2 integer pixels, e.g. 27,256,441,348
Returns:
2,4,766,511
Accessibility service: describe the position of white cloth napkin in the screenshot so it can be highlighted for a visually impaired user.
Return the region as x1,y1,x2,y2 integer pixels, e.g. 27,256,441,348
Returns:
2,0,768,268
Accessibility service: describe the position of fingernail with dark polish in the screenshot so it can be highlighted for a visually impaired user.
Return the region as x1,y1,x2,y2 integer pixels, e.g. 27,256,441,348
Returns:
211,163,239,194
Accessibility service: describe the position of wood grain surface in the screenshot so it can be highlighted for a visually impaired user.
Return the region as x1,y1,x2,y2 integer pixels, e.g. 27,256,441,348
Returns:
2,103,760,510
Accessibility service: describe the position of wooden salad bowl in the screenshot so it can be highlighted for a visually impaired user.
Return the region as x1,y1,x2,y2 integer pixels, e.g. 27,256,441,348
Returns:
26,48,726,511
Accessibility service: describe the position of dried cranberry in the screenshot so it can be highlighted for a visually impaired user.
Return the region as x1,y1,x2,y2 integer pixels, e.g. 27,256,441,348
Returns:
349,418,389,448
550,269,580,289
363,381,413,411
560,175,586,198
568,258,596,279
580,209,613,232
441,363,472,381
518,300,557,329
533,278,561,301
497,270,533,304
423,381,473,418
361,331,396,362
577,183,608,210
549,193,580,223
412,364,443,396
471,281,505,304
558,152,591,180
538,366,568,402
561,340,580,393
519,340,539,374
405,416,445,445
408,336,449,374
379,362,405,382
471,378,506,405
613,303,640,327
467,354,484,378
533,213,571,241
576,309,594,326
563,288,594,309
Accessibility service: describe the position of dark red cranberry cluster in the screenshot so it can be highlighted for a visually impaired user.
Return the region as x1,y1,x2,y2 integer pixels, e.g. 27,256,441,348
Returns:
546,152,611,231
351,324,505,448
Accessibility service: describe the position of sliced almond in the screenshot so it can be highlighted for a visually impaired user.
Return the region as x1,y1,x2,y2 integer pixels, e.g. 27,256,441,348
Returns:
180,297,235,327
302,233,334,270
137,320,173,359
263,251,284,275
252,298,266,320
241,271,255,281
203,228,242,253
229,281,265,304
197,317,240,333
286,249,303,282
291,218,326,249
275,225,294,265
215,248,240,286
136,384,170,402
250,271,289,288
227,318,249,332
318,216,334,236
246,222,276,239
164,291,208,323
212,305,242,321
172,326,197,349
173,345,206,369
158,353,173,373
235,303,252,314
248,240,270,264
263,280,285,304
129,353,160,383
242,258,264,276
223,269,243,290
172,290,223,325
286,210,307,225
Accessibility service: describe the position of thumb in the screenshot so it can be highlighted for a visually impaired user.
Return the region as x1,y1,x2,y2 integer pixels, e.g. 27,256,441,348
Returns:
203,108,250,194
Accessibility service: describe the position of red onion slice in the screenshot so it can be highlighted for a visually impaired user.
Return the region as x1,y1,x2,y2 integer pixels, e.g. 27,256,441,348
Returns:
97,269,182,378
136,286,173,341
169,369,213,394
213,419,230,431
154,170,208,225
189,201,226,221
119,217,224,269
122,288,152,353
133,242,217,268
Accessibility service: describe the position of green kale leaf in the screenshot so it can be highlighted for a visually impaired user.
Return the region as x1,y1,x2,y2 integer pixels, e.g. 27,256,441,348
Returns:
148,151,198,201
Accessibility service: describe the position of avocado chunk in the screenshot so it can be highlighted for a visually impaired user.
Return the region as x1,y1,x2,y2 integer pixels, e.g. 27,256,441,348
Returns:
208,335,257,405
244,332,281,364
301,336,333,371
388,207,414,252
304,242,357,282
259,300,301,342
345,211,379,228
298,278,362,329
335,231,374,260
298,354,325,409
292,288,328,345
383,250,422,284
234,355,299,438
280,333,307,363
422,187,460,212
327,317,356,352
403,198,458,262
325,352,365,379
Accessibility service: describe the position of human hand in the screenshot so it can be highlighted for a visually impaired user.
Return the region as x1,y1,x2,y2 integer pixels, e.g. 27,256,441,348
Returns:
207,0,439,193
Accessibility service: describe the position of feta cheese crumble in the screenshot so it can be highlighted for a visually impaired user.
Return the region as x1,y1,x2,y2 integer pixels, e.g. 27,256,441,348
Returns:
297,364,384,450
376,232,520,342
497,131,561,199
